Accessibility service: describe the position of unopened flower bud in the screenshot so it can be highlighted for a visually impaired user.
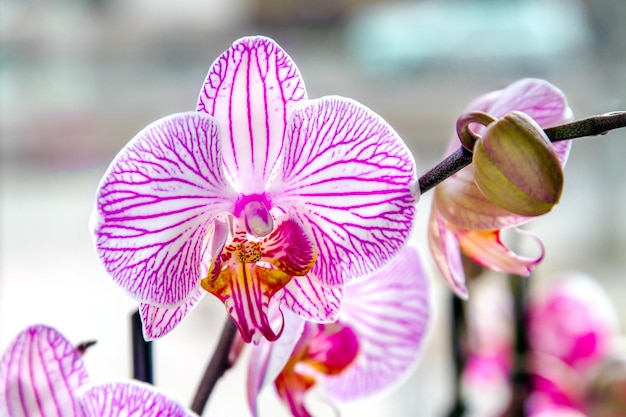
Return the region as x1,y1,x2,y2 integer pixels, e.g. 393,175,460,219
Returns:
472,111,564,216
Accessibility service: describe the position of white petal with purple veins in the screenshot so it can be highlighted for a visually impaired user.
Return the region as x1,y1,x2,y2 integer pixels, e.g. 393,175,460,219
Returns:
140,289,205,340
0,325,89,417
197,36,307,192
91,112,237,307
321,244,431,402
272,96,417,287
281,276,343,323
78,381,197,417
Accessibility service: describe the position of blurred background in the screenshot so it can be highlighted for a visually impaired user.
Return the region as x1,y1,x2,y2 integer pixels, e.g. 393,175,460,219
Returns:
1,0,625,416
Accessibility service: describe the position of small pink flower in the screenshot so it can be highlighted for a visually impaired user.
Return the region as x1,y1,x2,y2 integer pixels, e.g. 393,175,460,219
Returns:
428,78,573,297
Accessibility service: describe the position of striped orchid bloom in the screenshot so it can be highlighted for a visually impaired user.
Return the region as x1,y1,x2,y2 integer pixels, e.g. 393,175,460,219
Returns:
428,78,573,298
90,36,417,343
247,245,431,417
0,325,196,417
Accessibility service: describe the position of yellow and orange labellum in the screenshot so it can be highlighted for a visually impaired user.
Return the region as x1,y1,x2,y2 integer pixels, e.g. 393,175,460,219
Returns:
202,216,316,343
472,111,564,217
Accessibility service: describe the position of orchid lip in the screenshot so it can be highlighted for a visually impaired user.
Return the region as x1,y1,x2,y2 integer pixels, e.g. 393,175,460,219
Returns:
202,215,316,343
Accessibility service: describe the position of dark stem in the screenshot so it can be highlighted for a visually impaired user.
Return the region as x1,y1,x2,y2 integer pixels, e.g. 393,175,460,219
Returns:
131,310,154,384
418,111,626,194
446,292,467,417
505,275,530,417
190,319,238,415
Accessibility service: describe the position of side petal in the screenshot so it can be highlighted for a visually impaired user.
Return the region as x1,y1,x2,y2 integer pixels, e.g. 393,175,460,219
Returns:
78,381,197,417
140,289,205,340
458,228,544,276
272,96,417,287
197,36,307,192
0,325,89,417
247,308,305,417
90,112,236,307
427,207,469,299
487,78,573,129
320,244,431,402
282,275,344,323
487,78,573,166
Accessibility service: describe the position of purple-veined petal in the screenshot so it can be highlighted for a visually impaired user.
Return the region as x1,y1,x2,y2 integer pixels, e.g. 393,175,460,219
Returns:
282,275,344,323
0,325,89,417
427,207,469,299
458,228,544,277
272,96,417,287
247,308,305,417
90,112,237,307
320,244,431,402
197,36,307,193
140,289,205,341
78,381,197,417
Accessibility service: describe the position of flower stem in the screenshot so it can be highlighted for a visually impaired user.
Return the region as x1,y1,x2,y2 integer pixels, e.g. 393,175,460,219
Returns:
131,310,154,384
190,319,238,415
505,274,530,417
446,292,468,417
418,111,626,194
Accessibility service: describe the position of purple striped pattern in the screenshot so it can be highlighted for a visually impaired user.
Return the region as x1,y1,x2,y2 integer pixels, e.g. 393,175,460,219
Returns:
320,244,431,401
197,36,307,193
91,112,236,308
272,97,417,287
78,381,197,417
282,275,343,323
0,325,89,417
261,215,316,276
140,289,205,340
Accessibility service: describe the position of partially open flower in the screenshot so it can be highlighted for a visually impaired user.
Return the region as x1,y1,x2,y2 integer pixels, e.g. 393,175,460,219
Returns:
428,78,573,297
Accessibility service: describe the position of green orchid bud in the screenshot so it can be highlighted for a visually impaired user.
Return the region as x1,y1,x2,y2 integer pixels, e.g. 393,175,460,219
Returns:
472,111,564,217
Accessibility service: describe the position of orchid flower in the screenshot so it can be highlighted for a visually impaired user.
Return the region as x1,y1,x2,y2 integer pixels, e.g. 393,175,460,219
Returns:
247,244,431,417
460,273,619,417
90,36,417,343
428,78,573,298
527,273,619,415
0,325,196,417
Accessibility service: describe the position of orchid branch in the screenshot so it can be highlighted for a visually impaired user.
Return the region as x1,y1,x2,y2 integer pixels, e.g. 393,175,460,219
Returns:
418,111,626,194
131,310,154,384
